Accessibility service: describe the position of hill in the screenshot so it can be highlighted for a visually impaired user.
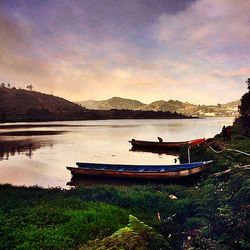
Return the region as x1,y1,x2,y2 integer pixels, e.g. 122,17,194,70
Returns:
0,87,190,122
78,97,240,117
0,86,87,121
142,99,196,113
79,97,145,110
221,100,240,108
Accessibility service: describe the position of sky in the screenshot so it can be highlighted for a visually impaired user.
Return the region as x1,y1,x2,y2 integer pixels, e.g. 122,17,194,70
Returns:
0,0,249,104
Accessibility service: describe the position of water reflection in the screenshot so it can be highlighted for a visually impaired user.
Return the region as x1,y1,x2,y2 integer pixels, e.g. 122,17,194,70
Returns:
0,124,81,129
0,130,67,160
130,147,179,156
0,130,67,136
0,139,53,160
67,175,202,187
67,176,152,187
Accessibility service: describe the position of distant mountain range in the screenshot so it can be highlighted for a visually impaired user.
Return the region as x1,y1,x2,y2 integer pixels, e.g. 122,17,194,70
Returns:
0,87,189,122
78,97,240,117
0,85,239,123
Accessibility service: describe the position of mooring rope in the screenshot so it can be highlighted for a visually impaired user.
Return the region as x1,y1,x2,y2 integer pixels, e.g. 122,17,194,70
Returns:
209,146,224,154
213,165,250,176
227,149,250,156
209,146,250,157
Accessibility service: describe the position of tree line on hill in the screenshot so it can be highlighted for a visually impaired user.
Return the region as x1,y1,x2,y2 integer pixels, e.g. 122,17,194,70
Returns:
1,82,33,91
0,85,190,122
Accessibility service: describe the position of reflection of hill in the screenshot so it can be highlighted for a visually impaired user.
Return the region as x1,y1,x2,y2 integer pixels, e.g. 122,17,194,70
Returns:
0,130,67,136
0,139,53,160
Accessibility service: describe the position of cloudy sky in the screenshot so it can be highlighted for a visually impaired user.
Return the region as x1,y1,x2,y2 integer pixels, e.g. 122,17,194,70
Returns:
0,0,249,104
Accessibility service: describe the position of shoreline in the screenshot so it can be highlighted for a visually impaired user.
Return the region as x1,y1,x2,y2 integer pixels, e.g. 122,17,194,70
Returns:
0,115,238,125
0,116,196,124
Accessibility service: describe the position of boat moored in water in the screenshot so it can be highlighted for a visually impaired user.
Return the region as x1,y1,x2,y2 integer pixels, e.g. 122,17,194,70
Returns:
129,138,205,151
67,160,213,180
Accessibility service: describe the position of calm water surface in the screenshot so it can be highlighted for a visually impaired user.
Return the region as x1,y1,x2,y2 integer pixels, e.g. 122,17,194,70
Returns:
0,118,234,187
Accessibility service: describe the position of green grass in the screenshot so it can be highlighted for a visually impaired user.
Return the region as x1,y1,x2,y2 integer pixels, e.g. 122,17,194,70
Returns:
0,187,129,250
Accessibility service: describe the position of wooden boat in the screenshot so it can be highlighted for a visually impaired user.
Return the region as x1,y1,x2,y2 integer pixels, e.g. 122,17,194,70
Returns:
67,160,213,180
129,138,205,150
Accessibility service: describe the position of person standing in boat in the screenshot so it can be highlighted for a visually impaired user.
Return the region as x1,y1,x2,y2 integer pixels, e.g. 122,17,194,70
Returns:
157,137,163,143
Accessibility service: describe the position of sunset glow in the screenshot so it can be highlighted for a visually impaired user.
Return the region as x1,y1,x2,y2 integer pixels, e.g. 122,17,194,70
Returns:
0,0,249,104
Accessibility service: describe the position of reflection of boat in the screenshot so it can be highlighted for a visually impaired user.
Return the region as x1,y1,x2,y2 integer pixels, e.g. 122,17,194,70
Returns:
67,176,153,187
129,147,179,156
129,138,205,151
67,161,213,180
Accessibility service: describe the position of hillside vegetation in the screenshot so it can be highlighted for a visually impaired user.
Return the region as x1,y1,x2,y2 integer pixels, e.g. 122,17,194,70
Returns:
0,87,189,122
80,97,145,110
79,97,239,117
0,86,85,121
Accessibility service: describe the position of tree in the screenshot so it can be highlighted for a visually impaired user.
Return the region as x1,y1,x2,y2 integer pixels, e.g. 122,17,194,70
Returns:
235,78,250,136
1,82,5,88
7,83,10,88
26,84,33,91
239,78,250,116
246,78,250,91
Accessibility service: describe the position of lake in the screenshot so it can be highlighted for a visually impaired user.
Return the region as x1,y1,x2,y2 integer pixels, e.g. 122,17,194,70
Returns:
0,117,234,187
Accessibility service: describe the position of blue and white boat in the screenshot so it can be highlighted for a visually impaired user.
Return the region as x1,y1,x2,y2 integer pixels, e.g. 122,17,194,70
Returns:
67,161,213,180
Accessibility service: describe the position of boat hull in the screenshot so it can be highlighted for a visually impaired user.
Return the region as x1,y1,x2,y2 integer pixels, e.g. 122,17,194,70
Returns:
67,161,212,180
129,138,205,150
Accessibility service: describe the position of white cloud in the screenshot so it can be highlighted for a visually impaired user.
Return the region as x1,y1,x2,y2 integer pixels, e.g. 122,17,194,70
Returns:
147,0,250,103
154,0,250,63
